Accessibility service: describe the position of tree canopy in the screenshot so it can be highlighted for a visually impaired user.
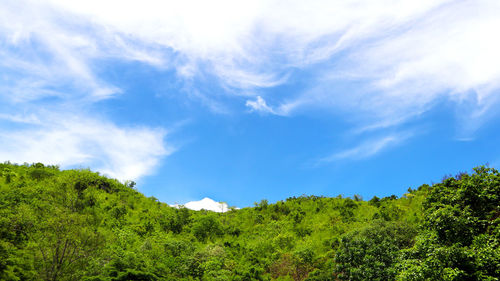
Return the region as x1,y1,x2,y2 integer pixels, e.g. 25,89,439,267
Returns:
0,162,498,280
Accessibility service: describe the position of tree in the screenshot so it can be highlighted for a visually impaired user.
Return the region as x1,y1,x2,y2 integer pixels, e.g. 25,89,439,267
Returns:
31,211,104,281
334,222,417,281
192,215,223,242
397,167,500,280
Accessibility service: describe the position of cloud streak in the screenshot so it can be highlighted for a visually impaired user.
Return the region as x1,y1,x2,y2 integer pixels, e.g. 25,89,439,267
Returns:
246,96,276,115
0,113,171,181
320,132,413,163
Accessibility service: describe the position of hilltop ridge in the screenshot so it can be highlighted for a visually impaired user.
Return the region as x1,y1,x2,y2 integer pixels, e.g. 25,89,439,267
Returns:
0,162,498,280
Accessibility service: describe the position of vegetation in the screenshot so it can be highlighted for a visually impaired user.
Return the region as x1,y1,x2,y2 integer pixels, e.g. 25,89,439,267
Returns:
0,162,498,280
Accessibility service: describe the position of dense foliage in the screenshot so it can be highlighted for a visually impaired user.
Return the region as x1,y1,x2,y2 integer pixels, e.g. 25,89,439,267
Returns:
0,162,498,280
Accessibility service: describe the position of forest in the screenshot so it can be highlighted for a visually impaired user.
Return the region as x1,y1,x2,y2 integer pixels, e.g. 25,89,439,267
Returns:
0,162,498,280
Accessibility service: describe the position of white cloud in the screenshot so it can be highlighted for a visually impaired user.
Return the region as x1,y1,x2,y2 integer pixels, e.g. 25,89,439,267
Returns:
0,0,451,92
246,96,276,114
320,132,412,162
2,0,500,123
0,113,41,124
0,113,171,181
0,1,120,102
0,1,176,180
170,197,229,212
271,1,500,130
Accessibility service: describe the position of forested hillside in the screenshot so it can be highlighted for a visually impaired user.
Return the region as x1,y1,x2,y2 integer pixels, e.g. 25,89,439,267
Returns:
0,162,498,280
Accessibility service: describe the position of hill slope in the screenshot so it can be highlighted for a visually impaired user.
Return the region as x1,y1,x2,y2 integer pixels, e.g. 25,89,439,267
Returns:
0,162,498,280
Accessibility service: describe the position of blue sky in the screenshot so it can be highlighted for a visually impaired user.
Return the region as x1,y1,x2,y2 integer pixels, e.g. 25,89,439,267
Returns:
1,0,500,207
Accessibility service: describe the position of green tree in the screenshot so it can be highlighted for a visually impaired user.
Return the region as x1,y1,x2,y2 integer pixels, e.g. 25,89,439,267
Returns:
397,167,500,280
192,215,223,242
334,222,417,281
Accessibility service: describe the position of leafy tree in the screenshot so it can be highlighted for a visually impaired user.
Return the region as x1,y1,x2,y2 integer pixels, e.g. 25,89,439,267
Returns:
334,222,417,281
397,167,500,280
192,215,223,242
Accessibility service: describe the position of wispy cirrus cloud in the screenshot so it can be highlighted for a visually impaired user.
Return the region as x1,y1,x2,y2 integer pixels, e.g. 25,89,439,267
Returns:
0,0,176,179
246,96,276,115
3,0,500,120
0,112,171,181
0,1,453,96
0,2,111,101
273,1,500,131
319,131,413,163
